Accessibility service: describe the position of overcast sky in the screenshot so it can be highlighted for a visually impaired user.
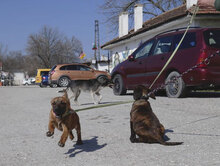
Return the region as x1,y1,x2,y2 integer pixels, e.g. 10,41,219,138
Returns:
0,0,113,59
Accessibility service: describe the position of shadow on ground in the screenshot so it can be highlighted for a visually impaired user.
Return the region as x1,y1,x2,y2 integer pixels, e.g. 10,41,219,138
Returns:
154,91,220,98
188,91,220,98
121,90,220,98
65,136,107,157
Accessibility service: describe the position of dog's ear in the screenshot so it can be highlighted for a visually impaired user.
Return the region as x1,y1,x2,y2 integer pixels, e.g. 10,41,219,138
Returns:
148,91,156,100
63,89,68,99
62,89,71,107
133,86,143,100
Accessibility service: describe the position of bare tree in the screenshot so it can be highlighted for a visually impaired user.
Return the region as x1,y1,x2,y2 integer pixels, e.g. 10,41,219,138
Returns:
0,43,8,62
100,0,186,34
2,51,25,72
59,36,83,63
23,55,42,76
26,26,83,68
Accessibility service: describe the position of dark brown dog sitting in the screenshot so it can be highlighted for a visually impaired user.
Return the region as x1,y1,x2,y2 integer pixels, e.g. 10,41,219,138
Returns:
46,90,83,147
130,85,183,146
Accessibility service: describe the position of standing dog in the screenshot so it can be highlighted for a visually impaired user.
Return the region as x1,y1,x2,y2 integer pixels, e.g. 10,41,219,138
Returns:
130,85,183,145
46,90,83,147
59,78,113,105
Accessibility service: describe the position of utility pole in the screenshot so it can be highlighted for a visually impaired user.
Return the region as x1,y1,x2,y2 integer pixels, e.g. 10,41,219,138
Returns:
93,20,100,65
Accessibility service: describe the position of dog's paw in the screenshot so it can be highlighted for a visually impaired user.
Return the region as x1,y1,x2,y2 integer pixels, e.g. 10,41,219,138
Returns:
74,101,81,106
97,100,102,104
130,137,136,143
58,141,65,147
46,131,54,137
76,140,83,145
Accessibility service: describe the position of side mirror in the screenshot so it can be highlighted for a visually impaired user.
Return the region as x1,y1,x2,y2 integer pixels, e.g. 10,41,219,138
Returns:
128,55,135,61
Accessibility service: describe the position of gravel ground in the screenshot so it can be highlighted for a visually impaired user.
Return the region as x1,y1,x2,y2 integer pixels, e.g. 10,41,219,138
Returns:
0,86,220,166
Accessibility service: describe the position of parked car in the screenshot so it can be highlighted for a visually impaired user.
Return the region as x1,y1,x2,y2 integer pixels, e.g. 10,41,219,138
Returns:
39,74,49,87
111,27,220,98
49,63,111,87
22,79,31,85
29,77,36,84
22,77,36,86
35,69,50,86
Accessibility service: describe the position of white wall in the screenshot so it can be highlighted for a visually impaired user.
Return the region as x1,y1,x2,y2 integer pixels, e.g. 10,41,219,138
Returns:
187,0,198,9
13,72,25,85
97,62,109,72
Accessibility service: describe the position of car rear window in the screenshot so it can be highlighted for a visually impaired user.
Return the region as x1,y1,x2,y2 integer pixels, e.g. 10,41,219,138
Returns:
204,30,220,48
174,32,196,50
50,65,57,71
41,71,49,75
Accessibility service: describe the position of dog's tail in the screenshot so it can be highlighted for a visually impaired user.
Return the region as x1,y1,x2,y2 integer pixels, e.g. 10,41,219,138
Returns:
159,140,183,146
156,137,183,146
57,85,70,93
58,87,71,108
57,88,68,93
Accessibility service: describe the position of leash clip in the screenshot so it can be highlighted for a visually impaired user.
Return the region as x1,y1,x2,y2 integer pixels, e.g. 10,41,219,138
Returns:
204,58,210,66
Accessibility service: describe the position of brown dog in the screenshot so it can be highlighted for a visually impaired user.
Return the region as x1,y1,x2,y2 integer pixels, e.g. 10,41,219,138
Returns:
130,85,183,145
46,90,83,147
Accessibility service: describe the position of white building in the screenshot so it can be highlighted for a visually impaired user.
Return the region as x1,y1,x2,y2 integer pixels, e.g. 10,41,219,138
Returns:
13,72,26,86
101,0,220,72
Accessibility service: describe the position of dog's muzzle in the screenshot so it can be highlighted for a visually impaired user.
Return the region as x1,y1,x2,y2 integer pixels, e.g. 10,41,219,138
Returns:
53,108,64,119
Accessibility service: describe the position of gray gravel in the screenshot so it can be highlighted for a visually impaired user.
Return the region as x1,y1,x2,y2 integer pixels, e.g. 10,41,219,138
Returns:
0,86,220,166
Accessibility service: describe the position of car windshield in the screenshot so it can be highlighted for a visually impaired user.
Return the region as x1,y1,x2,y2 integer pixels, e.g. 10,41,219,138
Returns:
204,30,220,48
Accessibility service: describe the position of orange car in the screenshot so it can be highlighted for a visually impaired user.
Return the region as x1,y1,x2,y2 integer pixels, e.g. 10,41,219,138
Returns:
49,63,111,87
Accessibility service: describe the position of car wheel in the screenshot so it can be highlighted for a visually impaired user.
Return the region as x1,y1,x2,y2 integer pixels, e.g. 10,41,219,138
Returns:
58,77,70,87
165,71,187,98
50,84,58,88
113,74,126,95
40,83,47,88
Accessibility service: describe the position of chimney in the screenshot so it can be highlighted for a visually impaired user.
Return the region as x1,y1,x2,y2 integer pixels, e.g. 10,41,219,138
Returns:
186,0,198,9
134,4,143,32
119,12,128,38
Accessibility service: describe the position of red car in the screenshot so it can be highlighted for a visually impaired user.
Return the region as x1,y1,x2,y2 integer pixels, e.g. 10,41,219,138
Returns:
111,27,220,98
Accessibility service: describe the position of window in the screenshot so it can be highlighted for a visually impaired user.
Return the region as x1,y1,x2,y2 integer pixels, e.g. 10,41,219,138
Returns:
60,65,77,70
41,71,49,75
204,30,220,48
79,65,91,71
60,66,67,70
174,32,196,49
135,40,154,59
153,36,172,55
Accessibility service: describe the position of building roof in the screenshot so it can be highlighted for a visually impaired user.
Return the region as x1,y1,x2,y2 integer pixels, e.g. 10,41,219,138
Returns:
101,3,220,49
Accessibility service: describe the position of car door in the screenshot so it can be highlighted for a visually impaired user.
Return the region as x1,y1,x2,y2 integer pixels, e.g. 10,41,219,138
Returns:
145,36,173,88
77,65,95,80
123,40,155,88
60,65,78,80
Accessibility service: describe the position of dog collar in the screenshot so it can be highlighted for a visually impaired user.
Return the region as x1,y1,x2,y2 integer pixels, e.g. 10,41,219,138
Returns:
62,109,75,118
